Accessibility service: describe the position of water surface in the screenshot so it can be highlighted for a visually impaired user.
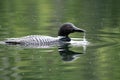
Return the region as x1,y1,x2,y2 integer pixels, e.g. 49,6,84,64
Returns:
0,0,120,80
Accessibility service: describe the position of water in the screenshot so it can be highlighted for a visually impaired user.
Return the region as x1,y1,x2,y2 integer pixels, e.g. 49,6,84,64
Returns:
0,0,120,80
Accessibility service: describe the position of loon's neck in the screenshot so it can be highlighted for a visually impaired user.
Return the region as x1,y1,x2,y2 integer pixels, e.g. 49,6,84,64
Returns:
58,36,71,41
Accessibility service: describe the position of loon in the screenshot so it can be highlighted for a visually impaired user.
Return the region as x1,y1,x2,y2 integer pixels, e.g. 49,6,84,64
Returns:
4,23,85,47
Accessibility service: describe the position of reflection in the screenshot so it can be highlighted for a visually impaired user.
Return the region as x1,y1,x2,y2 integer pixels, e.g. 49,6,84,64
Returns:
58,43,84,62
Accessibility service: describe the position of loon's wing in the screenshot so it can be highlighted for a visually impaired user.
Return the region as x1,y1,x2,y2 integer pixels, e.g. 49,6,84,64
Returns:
4,35,59,47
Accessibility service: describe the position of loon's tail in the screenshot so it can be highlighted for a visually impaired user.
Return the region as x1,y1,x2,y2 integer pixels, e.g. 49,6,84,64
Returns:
5,41,21,45
2,38,21,45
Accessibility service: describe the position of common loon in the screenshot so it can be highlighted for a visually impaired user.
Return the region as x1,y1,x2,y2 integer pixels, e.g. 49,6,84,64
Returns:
4,23,85,47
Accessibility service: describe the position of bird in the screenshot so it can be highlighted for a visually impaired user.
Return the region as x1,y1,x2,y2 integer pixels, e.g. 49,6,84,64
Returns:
4,23,85,48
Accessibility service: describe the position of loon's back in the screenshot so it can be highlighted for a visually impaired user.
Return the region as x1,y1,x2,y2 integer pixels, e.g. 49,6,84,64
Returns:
5,35,59,45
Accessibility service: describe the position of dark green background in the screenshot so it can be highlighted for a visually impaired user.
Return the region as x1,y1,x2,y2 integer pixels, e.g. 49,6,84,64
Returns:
0,0,120,80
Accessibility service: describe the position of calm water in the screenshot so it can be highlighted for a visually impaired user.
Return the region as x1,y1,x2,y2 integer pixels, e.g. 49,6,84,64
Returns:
0,0,120,80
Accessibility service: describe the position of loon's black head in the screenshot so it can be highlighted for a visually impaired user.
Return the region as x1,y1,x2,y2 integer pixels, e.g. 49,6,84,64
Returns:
58,23,85,41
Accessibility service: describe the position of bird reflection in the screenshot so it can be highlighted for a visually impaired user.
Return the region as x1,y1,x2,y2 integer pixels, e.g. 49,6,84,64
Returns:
58,43,85,62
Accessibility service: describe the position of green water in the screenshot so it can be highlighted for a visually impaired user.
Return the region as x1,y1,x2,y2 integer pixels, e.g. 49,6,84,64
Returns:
0,0,120,80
